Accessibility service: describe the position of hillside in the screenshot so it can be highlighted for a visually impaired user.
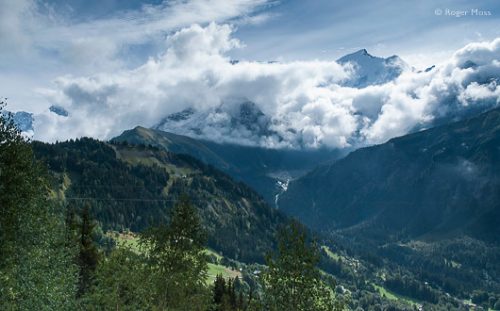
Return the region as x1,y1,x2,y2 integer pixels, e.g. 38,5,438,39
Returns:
33,138,287,263
113,126,342,206
280,107,500,243
278,108,500,300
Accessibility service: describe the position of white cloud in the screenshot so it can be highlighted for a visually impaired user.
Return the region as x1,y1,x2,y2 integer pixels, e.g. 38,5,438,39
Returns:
0,0,274,112
0,0,273,80
34,23,500,149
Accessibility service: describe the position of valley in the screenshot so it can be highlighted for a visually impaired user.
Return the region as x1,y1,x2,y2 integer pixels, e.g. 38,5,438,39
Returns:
1,7,499,308
31,109,500,310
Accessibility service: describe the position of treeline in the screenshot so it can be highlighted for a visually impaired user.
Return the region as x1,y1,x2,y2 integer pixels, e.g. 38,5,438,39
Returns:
0,103,345,310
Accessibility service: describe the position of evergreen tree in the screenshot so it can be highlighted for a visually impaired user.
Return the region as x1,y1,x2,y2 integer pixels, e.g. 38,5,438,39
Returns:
141,194,210,310
77,203,100,297
262,220,344,311
0,101,78,310
213,274,227,307
212,275,247,311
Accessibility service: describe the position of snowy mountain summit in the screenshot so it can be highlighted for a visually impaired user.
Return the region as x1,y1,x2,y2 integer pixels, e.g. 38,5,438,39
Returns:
338,49,409,88
154,50,410,147
155,101,282,147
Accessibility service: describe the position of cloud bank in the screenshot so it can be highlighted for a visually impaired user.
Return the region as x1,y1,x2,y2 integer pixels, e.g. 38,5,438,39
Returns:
35,23,500,149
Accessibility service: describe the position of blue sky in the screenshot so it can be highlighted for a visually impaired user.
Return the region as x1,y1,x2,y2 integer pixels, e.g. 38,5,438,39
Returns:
28,0,500,62
236,0,499,61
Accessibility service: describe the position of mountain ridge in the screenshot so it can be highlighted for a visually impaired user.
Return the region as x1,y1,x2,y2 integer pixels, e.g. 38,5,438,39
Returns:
279,107,500,243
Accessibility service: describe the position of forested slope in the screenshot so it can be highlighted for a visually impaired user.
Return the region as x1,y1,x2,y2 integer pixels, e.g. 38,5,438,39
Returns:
33,138,287,262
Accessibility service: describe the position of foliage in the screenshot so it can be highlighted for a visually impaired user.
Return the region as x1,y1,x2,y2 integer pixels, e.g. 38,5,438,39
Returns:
141,195,211,310
212,275,247,311
0,102,78,310
75,203,100,296
33,138,286,263
82,247,153,310
262,221,344,311
384,275,439,304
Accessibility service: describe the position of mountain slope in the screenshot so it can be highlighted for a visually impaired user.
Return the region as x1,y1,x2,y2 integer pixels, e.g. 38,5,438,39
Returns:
113,126,342,206
279,107,500,242
33,138,287,263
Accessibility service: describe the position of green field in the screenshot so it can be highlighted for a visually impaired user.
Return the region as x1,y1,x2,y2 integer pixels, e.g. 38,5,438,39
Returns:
373,284,421,308
321,246,341,261
207,263,242,284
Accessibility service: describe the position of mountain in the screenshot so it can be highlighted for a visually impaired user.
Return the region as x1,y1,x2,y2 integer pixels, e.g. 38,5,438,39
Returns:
33,138,288,263
1,110,34,134
154,101,281,147
279,107,500,243
337,49,409,88
13,111,34,133
112,126,342,206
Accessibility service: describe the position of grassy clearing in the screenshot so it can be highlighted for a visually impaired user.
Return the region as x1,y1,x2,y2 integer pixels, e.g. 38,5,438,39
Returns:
207,263,242,284
107,231,142,253
321,246,341,261
373,284,421,308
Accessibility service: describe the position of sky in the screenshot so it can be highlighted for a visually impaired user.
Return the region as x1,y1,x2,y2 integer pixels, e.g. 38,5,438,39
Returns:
0,0,499,148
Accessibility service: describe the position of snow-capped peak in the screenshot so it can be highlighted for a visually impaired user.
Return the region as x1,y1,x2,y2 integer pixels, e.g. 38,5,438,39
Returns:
154,101,283,147
338,49,409,88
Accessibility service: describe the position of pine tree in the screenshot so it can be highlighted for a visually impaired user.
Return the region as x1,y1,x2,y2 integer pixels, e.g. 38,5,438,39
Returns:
262,220,343,311
77,203,100,297
212,274,249,311
141,194,210,310
213,274,227,307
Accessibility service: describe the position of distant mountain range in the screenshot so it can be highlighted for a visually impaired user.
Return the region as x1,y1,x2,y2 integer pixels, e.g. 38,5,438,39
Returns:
151,50,410,148
279,107,500,243
18,47,497,153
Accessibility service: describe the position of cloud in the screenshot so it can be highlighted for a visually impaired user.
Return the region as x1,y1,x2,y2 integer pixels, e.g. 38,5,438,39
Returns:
0,0,274,112
35,23,500,149
0,0,272,73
